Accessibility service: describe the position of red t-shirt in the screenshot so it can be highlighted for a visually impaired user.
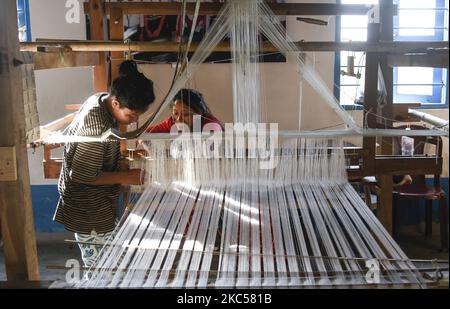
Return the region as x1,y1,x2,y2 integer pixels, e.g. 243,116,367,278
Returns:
145,115,223,133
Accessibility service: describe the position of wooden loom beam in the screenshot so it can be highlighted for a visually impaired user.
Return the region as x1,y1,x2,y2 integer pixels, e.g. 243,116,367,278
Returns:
379,0,395,158
31,51,100,70
109,7,124,83
0,0,40,281
88,0,108,92
362,23,380,176
108,6,129,156
362,20,395,234
20,40,449,54
83,2,376,16
43,145,63,179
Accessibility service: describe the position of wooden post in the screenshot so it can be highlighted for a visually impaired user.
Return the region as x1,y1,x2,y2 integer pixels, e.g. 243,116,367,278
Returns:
108,7,128,155
362,22,380,175
379,0,394,108
88,0,108,92
363,21,394,234
379,0,394,156
378,175,393,235
108,7,128,219
0,0,40,281
20,40,448,53
109,7,124,86
378,1,395,235
84,2,374,16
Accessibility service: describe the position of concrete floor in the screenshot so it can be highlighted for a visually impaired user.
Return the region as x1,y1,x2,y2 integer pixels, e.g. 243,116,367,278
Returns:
0,226,448,286
397,224,448,261
0,232,79,282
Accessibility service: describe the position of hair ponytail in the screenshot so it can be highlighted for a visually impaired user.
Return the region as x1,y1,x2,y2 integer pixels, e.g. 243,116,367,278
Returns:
118,60,139,77
110,60,155,111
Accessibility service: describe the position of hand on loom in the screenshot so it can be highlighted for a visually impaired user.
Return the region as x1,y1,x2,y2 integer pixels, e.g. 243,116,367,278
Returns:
124,168,146,185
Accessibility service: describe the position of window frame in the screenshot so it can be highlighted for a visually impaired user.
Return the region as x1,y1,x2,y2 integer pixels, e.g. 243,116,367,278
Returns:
17,0,32,42
334,0,449,110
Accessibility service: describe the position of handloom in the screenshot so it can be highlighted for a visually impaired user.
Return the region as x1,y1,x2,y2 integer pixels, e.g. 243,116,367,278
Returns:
67,1,445,288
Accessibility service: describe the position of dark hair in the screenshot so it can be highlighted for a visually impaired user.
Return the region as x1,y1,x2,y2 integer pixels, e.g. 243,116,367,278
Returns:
174,88,210,115
110,60,155,111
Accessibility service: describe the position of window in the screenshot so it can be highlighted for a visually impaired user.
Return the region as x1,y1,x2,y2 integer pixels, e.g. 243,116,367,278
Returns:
394,0,448,105
335,0,449,108
17,0,31,42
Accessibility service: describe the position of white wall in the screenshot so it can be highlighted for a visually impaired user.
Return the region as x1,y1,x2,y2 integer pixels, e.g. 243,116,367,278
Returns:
140,0,341,131
28,0,94,185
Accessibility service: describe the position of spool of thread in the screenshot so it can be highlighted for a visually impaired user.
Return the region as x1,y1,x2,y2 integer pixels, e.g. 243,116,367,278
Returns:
347,55,355,75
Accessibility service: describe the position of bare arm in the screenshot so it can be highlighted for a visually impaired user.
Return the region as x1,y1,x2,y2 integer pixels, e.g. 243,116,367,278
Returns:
74,169,144,186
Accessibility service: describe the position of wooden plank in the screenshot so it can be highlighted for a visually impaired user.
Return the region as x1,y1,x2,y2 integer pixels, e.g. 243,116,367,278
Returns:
387,54,449,68
365,15,393,235
347,155,442,179
38,113,76,142
42,143,63,179
379,0,394,156
21,40,449,53
88,0,107,92
108,7,128,155
32,51,100,70
109,7,124,82
0,147,17,181
0,0,40,281
84,2,374,16
43,158,63,179
65,104,82,111
374,156,442,175
39,156,443,180
362,23,380,175
347,169,364,180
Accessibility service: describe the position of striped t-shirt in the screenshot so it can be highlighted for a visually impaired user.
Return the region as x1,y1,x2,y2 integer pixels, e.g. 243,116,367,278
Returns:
54,93,121,234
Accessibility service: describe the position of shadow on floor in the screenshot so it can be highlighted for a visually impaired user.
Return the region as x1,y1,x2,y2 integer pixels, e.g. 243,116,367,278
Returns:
0,232,80,282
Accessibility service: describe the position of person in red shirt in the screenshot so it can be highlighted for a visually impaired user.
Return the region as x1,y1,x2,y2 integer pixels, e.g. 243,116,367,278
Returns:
146,88,223,133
